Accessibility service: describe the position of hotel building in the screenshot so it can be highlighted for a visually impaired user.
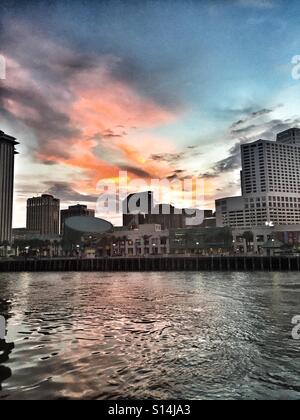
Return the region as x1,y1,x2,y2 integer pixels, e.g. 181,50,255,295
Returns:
216,128,300,228
27,194,60,235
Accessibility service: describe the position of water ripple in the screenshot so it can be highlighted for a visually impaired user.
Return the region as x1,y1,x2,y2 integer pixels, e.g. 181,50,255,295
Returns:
0,272,299,400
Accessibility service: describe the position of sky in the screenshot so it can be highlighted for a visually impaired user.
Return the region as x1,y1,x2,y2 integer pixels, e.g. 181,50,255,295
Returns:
1,0,300,226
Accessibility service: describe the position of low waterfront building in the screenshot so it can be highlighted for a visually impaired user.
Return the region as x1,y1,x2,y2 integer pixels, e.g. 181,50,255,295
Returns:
62,216,113,255
12,228,40,241
262,238,287,257
169,227,233,255
110,224,169,257
11,230,62,257
232,224,300,255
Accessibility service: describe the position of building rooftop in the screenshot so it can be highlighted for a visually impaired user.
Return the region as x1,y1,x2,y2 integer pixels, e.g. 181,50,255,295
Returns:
0,130,19,154
0,130,19,145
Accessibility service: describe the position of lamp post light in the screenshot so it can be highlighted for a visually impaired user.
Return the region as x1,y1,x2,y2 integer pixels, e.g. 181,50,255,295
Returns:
76,244,80,258
24,246,30,261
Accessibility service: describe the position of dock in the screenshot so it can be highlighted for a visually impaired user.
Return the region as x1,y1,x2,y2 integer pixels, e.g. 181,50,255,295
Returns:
0,255,300,272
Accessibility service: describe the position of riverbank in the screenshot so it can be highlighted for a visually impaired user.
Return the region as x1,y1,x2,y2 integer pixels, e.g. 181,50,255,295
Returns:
0,255,300,272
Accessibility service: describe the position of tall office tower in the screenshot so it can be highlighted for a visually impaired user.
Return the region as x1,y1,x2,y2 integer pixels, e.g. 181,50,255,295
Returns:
216,128,300,228
27,194,60,235
60,204,95,234
0,131,19,243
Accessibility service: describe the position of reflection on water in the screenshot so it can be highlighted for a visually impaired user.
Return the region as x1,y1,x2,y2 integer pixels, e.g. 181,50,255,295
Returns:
0,272,299,400
0,298,14,393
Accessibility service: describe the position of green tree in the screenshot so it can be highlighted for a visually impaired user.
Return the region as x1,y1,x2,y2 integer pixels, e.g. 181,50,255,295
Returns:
242,231,254,253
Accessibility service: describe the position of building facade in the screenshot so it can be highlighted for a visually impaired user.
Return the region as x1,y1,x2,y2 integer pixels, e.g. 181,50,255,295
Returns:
169,227,233,255
27,194,60,235
216,128,300,228
110,224,169,257
0,131,19,243
232,224,300,255
61,204,95,234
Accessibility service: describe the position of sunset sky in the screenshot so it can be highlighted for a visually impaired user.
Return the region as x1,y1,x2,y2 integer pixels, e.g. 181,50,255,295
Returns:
1,0,300,226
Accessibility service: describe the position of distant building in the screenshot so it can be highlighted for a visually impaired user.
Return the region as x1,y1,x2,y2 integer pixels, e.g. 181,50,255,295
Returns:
27,194,60,235
147,203,186,230
12,228,40,241
0,131,19,244
199,215,216,228
216,128,300,228
61,204,95,234
122,191,153,227
122,191,211,230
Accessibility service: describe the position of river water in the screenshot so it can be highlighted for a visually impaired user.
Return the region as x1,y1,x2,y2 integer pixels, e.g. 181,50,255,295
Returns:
0,272,299,400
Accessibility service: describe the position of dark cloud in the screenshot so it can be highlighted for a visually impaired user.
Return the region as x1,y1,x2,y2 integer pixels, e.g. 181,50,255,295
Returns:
230,108,274,129
200,172,218,179
151,152,185,163
211,153,242,174
42,160,57,166
0,15,184,111
118,165,151,179
166,169,185,181
150,146,202,165
206,109,300,178
45,182,97,203
102,129,126,139
0,84,81,158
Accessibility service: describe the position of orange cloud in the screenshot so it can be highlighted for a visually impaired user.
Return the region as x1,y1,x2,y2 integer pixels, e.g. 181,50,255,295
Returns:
3,51,185,201
51,65,183,187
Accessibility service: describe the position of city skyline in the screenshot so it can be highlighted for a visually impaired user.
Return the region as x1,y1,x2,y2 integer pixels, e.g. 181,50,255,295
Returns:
1,1,300,403
6,126,300,231
2,0,300,227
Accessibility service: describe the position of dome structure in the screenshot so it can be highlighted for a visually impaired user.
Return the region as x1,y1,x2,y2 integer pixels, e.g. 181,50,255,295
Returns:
64,216,113,234
63,216,113,251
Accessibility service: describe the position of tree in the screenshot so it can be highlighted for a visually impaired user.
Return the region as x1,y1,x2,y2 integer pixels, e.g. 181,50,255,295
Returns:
0,241,10,257
242,231,254,253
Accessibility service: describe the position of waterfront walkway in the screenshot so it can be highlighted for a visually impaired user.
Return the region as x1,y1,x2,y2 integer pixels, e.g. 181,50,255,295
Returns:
0,256,300,272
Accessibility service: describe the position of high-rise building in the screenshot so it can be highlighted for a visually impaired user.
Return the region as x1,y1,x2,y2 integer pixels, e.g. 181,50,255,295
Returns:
0,131,19,244
216,128,300,228
27,194,60,235
60,204,95,234
276,128,300,145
